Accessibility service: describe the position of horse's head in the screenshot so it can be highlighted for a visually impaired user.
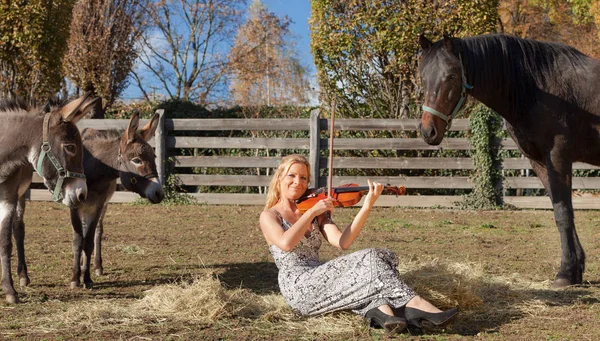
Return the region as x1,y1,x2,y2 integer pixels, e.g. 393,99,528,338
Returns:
418,34,472,145
39,94,97,207
118,112,164,204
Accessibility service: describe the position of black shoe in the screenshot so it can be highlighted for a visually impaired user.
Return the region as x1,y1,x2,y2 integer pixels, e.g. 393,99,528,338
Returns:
405,307,459,329
406,322,424,336
365,308,407,333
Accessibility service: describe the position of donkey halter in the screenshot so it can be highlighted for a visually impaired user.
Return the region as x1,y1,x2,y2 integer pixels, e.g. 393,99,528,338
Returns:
35,113,86,202
422,53,473,130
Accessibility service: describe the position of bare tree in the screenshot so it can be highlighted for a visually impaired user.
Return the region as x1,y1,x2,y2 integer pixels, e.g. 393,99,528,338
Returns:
132,0,246,105
228,0,309,107
63,0,147,116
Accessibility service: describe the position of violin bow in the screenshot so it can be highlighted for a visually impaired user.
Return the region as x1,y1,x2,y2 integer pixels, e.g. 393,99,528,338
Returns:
328,98,335,198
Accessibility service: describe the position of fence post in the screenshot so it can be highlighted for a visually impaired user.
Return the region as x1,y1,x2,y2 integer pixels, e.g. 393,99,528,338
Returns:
155,109,166,186
494,134,504,206
309,109,321,188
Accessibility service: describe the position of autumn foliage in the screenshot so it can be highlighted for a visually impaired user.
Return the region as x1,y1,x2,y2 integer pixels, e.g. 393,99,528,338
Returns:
0,0,74,101
228,0,310,108
310,0,498,119
499,0,600,59
63,0,146,110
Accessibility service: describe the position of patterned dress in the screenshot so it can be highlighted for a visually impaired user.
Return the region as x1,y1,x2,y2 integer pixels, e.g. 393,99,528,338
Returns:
268,209,416,317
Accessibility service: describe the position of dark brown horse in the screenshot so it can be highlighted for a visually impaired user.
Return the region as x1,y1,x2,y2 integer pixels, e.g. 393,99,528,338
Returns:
70,112,164,288
0,94,97,303
418,33,600,287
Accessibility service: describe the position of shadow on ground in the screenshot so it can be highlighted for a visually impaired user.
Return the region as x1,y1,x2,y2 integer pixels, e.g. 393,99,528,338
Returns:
391,264,597,336
210,261,279,294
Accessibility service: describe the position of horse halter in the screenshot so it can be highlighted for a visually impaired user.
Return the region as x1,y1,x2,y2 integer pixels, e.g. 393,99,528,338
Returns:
422,53,473,130
35,113,86,202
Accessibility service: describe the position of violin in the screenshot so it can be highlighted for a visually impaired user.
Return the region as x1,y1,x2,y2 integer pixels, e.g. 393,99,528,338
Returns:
296,183,406,213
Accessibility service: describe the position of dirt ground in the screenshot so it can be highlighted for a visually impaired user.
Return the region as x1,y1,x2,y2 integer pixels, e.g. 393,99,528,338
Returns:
1,202,600,340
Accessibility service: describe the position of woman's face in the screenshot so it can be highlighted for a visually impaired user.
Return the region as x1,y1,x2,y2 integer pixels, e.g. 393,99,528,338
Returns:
280,162,309,200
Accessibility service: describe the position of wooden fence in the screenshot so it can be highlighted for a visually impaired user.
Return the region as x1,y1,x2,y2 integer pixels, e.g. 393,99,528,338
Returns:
28,109,600,209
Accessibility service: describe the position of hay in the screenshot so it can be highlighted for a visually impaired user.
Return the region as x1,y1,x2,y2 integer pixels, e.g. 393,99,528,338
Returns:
25,258,556,336
134,274,236,322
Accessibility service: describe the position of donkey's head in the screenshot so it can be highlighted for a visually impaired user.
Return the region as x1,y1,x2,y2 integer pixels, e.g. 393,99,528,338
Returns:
118,112,164,203
38,94,97,207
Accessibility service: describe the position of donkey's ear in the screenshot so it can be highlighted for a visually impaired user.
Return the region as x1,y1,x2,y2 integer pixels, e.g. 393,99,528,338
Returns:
419,34,432,50
59,93,99,123
124,112,140,144
140,113,160,142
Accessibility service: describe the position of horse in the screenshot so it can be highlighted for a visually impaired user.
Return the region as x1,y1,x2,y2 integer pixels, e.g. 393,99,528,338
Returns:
0,94,97,303
70,112,165,288
418,33,600,288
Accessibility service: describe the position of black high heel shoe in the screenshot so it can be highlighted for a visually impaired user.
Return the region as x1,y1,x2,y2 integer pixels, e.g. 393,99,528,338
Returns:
365,308,407,333
405,307,459,333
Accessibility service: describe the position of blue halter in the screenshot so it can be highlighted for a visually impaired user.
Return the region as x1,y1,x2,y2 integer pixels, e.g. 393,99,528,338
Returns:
422,54,473,130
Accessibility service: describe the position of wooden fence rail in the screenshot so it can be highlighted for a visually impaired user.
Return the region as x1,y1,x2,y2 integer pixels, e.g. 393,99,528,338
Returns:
27,110,600,209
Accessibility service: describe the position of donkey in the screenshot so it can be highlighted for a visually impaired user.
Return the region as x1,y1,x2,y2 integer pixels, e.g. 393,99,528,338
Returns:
70,112,164,289
0,94,97,303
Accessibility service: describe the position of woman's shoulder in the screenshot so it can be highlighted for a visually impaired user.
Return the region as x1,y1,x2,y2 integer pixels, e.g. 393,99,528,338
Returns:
260,208,282,223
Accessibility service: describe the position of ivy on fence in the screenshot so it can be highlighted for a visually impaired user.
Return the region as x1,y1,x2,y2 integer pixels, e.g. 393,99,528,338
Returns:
458,104,504,209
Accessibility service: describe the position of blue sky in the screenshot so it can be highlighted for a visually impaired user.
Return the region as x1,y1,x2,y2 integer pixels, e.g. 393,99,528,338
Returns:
262,0,314,72
123,0,314,102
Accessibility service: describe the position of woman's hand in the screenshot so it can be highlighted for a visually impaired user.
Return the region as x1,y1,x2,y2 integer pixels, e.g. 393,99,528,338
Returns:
331,180,383,250
362,179,383,208
308,197,335,217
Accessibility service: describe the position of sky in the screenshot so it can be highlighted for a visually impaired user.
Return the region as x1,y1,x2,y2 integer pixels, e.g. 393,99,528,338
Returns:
122,0,315,102
262,0,315,72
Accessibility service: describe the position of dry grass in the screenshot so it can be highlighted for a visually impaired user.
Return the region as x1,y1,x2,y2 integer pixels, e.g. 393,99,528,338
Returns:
22,255,562,338
2,203,600,340
27,273,362,336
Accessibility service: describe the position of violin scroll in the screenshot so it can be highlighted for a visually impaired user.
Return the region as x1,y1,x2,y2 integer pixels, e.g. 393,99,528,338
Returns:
387,185,406,196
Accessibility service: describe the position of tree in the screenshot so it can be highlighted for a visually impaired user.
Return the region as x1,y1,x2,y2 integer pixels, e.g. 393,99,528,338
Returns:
0,0,75,101
228,0,310,108
310,0,498,119
132,0,246,105
499,0,600,59
63,0,147,115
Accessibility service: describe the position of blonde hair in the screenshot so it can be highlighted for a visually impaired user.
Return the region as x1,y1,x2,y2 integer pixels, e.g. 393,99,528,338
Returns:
264,154,311,209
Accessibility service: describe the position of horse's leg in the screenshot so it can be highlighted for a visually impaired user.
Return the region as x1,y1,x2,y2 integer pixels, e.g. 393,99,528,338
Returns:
81,202,104,288
93,203,108,276
70,208,84,289
532,157,583,287
13,195,30,287
0,198,18,303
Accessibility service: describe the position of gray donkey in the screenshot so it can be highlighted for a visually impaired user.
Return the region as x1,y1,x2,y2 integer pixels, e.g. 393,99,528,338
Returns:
70,112,164,288
14,112,164,292
0,94,97,303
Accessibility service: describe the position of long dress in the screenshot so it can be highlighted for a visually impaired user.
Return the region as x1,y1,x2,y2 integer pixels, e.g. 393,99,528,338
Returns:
268,209,416,317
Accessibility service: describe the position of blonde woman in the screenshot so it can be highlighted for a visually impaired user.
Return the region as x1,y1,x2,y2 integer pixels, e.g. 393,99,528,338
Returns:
259,154,458,334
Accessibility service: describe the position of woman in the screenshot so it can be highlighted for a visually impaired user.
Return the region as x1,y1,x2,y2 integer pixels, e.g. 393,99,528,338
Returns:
259,154,458,334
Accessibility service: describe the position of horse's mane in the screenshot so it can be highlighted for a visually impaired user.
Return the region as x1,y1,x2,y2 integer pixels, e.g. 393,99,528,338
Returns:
459,34,592,113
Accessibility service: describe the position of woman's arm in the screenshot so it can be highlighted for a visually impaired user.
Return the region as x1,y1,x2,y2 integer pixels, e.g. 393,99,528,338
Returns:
320,180,384,250
260,199,333,252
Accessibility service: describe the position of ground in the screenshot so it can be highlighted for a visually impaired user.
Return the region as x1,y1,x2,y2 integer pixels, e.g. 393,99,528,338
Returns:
1,202,599,340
